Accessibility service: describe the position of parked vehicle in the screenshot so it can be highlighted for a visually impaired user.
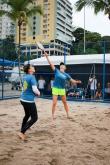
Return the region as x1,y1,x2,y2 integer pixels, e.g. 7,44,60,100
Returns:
8,67,24,90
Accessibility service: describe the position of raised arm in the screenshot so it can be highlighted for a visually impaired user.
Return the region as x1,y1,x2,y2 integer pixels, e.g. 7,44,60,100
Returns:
44,52,55,71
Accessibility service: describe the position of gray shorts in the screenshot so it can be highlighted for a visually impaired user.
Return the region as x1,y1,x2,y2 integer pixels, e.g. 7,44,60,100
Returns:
91,90,96,97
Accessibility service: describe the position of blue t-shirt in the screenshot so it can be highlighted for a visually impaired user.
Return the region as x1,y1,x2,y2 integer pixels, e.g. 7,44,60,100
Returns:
20,74,37,102
53,68,71,89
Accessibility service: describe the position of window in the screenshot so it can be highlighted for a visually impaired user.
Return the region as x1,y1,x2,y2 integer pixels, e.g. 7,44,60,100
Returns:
31,46,36,49
22,33,26,36
23,23,26,26
43,30,47,34
50,51,54,55
22,28,26,31
33,31,36,35
43,20,48,23
21,38,26,41
43,25,48,28
43,14,48,18
33,16,36,20
50,44,54,48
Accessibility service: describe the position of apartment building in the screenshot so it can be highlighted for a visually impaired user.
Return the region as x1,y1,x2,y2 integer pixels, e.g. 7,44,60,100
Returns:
17,0,73,57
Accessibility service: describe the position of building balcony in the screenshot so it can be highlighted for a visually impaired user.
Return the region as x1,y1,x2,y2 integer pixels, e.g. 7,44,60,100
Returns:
66,31,73,37
57,0,66,9
57,0,72,11
65,26,72,32
57,21,66,29
57,14,66,22
56,26,65,34
66,10,72,17
57,10,66,18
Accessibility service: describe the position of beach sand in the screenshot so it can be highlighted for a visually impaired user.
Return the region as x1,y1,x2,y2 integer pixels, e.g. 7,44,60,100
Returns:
0,98,110,165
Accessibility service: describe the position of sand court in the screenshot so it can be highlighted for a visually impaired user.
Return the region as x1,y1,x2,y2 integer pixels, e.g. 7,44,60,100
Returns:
0,99,110,165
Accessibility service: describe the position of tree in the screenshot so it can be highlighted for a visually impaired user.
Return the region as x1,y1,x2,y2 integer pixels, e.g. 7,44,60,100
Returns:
71,27,103,54
72,27,88,42
75,0,110,20
101,36,110,41
0,0,43,76
0,38,17,61
86,32,101,42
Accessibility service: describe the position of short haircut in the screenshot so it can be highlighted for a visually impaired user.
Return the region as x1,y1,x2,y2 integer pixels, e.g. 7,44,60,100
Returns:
23,64,31,74
60,62,65,66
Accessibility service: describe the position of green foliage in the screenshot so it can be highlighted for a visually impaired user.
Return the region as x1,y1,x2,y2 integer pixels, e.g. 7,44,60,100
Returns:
75,0,110,19
86,32,101,42
71,27,110,54
0,38,17,60
101,36,110,42
85,48,98,54
0,0,43,24
73,27,88,42
73,28,102,42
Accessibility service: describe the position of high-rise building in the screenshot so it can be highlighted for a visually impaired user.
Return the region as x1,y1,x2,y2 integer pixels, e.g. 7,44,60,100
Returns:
0,3,15,39
17,0,73,57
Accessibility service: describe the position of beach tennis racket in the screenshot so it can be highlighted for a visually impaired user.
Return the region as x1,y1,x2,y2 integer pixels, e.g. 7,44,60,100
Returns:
37,42,45,52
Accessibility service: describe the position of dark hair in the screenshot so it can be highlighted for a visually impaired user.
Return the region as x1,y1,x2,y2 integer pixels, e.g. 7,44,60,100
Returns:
23,64,31,74
60,62,65,66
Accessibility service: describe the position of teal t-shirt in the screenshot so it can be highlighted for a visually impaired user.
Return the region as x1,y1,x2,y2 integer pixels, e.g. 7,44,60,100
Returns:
53,68,71,89
20,74,37,102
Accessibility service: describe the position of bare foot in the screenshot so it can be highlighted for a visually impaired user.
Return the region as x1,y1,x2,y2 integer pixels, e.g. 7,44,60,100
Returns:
67,116,73,119
67,113,72,119
52,115,56,120
18,132,26,141
67,113,70,119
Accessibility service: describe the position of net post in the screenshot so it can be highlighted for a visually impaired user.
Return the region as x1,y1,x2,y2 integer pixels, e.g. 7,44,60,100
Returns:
102,41,106,101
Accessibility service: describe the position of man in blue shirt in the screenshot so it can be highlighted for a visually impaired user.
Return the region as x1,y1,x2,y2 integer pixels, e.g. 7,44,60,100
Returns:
44,52,81,120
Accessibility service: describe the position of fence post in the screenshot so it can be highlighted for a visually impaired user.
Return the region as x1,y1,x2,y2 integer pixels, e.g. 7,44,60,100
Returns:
2,57,4,100
102,41,106,101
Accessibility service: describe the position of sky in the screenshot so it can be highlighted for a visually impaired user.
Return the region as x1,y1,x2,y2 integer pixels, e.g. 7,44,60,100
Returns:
69,0,110,36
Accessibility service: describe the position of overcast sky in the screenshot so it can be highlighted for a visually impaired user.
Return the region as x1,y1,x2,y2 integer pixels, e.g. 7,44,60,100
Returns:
70,0,110,36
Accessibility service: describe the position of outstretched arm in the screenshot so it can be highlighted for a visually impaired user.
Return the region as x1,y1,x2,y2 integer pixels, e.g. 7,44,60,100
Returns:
70,78,82,84
44,52,55,71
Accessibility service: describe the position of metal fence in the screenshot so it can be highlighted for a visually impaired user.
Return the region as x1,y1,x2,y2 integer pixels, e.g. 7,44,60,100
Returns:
0,40,110,102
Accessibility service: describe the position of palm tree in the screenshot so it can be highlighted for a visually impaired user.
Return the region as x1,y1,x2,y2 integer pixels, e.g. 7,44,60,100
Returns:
75,0,110,20
0,0,43,76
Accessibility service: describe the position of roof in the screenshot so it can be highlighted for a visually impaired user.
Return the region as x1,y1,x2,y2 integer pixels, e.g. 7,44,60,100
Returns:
25,54,110,66
0,58,23,66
